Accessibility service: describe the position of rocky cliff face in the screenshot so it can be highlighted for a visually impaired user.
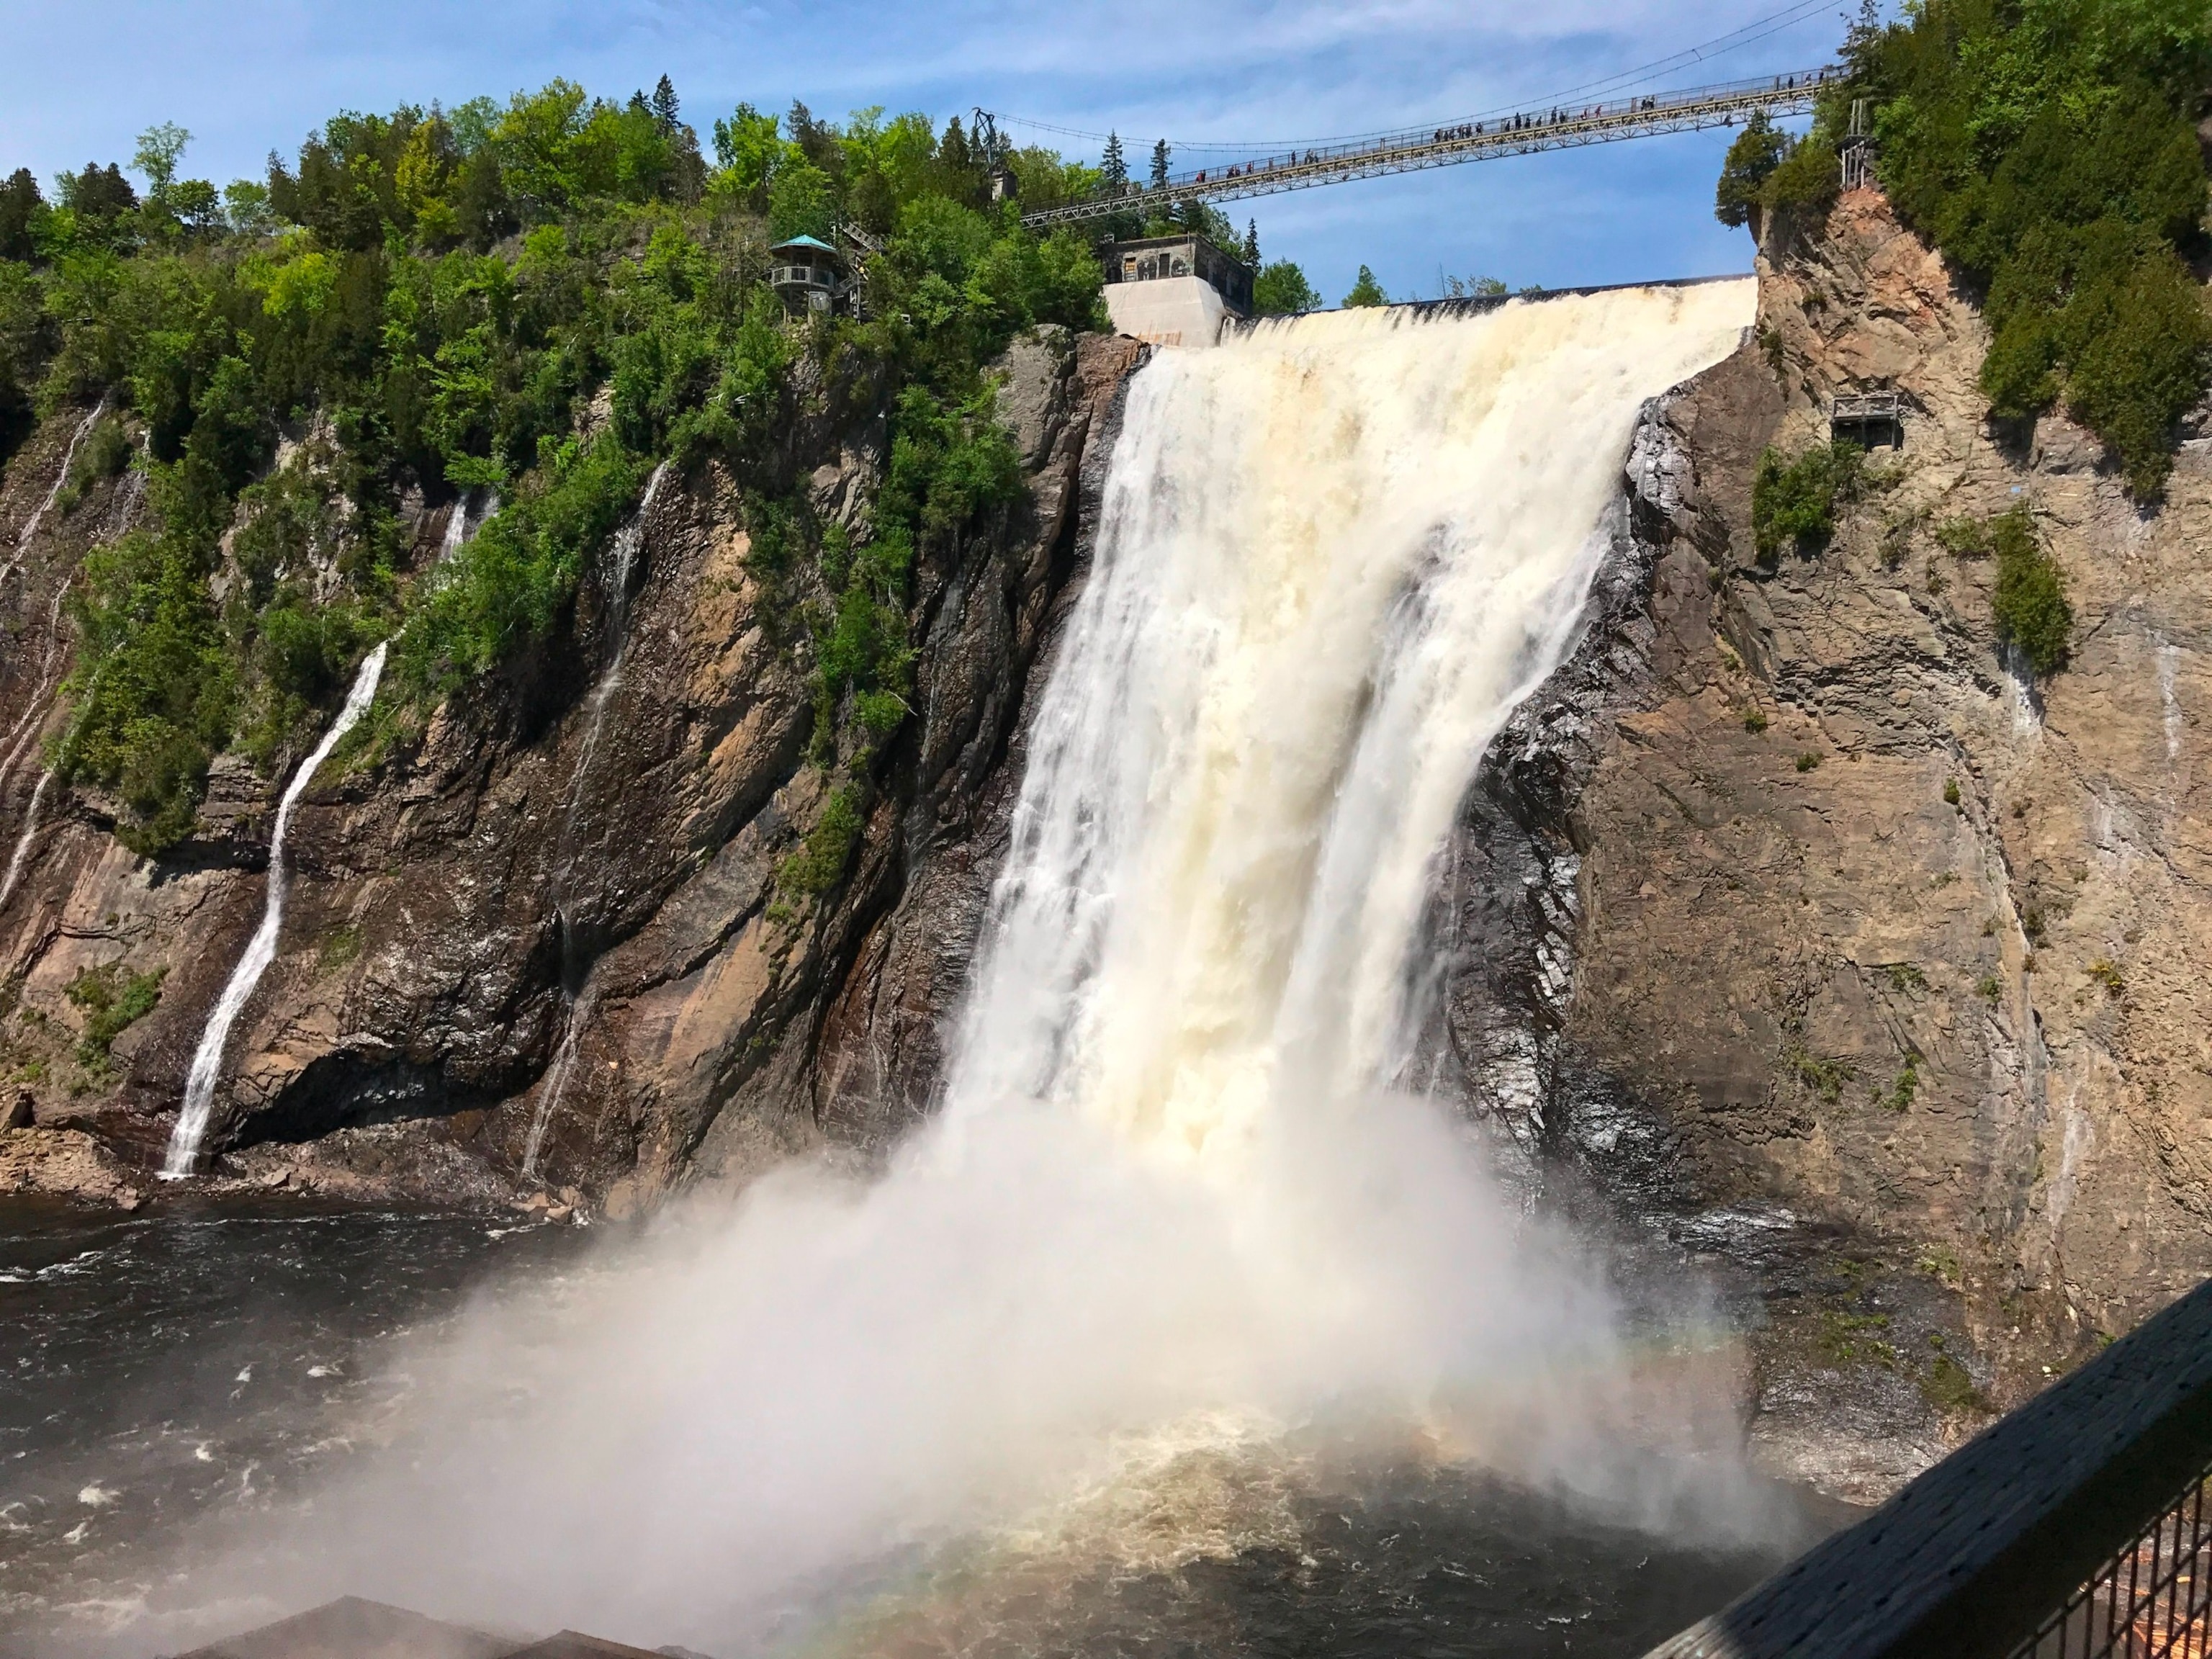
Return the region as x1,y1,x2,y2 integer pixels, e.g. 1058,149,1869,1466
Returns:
1432,190,2212,1501
4,190,2205,1509
0,328,1142,1210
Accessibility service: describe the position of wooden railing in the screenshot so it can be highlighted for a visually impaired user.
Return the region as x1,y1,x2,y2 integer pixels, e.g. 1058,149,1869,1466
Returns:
1643,1277,2212,1659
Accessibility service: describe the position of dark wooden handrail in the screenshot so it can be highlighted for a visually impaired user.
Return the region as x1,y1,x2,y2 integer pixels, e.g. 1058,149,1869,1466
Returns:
1645,1277,2212,1659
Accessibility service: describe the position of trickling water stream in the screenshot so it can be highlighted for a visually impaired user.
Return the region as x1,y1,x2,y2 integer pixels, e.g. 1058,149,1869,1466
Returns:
164,644,390,1177
521,460,673,1177
0,397,104,596
0,768,52,915
563,459,670,825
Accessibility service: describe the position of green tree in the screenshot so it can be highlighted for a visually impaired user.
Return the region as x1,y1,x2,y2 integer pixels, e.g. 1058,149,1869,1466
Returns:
1988,506,2072,677
768,158,834,240
222,179,277,235
711,102,784,210
1341,264,1387,307
132,122,192,205
1252,259,1318,315
1241,218,1259,267
1101,131,1127,191
1751,440,1863,564
0,167,42,260
1149,139,1171,190
649,75,680,133
1841,0,2212,497
60,163,138,230
1714,110,1786,228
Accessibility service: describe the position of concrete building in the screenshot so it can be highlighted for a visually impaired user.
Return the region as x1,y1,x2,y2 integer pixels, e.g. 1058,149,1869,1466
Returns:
1100,233,1253,348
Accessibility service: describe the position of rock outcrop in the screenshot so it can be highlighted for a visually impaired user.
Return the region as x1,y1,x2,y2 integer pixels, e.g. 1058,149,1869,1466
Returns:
1432,191,2212,1500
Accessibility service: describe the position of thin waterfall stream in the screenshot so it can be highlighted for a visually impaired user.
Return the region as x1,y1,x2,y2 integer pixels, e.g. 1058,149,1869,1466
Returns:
0,397,104,595
163,643,390,1177
521,459,670,1178
0,768,52,914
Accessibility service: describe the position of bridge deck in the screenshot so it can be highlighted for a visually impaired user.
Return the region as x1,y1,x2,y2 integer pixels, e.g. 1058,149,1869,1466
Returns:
1018,69,1836,230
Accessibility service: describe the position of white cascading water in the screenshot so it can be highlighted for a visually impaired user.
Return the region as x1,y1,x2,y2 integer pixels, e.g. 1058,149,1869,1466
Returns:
0,576,73,806
0,769,51,915
163,643,390,1177
0,397,104,596
206,284,1761,1642
563,459,670,818
436,486,496,562
519,987,591,1179
437,490,473,561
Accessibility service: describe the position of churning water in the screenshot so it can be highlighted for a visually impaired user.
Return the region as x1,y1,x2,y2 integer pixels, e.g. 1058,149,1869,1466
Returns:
8,286,1814,1656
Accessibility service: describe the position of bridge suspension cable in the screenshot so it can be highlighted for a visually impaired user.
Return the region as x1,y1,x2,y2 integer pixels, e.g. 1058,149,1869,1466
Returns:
1014,68,1836,231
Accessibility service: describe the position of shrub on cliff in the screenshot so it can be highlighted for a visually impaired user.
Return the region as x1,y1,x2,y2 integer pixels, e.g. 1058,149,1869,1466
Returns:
1714,107,1843,238
1752,439,1863,565
1985,506,2072,677
1715,113,1788,229
1841,0,2212,499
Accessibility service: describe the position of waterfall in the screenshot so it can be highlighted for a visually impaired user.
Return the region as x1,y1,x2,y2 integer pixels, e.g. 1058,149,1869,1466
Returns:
0,770,51,915
0,577,76,807
521,462,669,1177
945,285,1752,1148
565,460,670,819
0,399,105,595
437,491,473,561
521,986,592,1179
436,487,496,562
163,643,390,1177
269,288,1761,1634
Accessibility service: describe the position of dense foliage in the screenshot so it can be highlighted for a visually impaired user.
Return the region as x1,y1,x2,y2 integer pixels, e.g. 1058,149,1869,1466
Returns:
1252,260,1321,315
1751,439,1866,564
1744,0,2212,499
1947,504,2073,675
1,84,1108,859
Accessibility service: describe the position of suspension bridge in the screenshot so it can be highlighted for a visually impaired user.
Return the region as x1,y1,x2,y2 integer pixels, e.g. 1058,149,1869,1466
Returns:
1010,68,1838,231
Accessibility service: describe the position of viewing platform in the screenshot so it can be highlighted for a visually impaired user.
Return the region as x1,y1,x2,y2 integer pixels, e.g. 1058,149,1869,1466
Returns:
1831,389,1903,449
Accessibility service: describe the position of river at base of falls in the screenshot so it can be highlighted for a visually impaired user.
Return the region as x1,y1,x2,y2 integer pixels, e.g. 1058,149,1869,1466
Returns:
0,1200,1832,1659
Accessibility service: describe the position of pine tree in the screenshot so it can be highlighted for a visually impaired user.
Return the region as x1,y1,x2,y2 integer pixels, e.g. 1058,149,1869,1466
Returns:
1242,218,1259,266
1102,131,1127,191
1149,139,1172,191
650,75,680,134
1342,265,1388,307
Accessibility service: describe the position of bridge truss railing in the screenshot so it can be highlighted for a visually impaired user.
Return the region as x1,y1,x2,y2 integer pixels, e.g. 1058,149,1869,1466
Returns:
1016,68,1838,231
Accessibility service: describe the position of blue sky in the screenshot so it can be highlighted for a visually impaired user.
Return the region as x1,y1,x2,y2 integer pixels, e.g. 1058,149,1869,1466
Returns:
0,0,1841,302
